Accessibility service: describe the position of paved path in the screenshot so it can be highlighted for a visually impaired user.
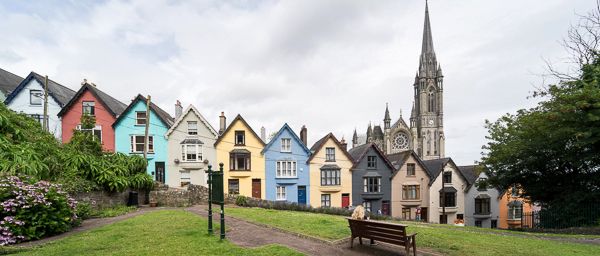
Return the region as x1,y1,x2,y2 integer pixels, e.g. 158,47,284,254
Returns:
186,205,440,256
16,207,175,248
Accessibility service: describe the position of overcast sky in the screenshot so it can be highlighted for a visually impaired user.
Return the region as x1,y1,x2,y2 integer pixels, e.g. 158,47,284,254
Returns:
0,0,594,165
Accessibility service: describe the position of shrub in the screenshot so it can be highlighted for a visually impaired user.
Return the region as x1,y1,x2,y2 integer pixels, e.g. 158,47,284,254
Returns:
0,176,78,245
235,195,248,206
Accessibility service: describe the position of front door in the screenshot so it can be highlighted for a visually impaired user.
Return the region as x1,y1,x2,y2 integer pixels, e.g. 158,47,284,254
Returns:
155,162,165,183
382,201,390,215
341,193,350,208
298,186,307,205
421,207,428,222
252,179,261,198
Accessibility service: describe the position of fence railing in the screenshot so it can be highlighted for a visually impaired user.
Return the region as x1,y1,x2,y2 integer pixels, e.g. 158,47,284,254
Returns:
521,204,600,229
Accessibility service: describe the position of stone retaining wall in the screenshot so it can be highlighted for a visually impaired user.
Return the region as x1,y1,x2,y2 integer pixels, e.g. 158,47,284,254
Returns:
149,184,237,207
73,189,149,208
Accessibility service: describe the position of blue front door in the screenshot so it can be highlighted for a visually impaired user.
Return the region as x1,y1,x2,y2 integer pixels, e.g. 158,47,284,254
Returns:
298,186,306,205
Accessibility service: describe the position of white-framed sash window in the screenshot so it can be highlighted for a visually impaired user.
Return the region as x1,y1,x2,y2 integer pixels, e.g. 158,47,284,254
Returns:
276,186,286,200
181,144,202,162
276,161,297,178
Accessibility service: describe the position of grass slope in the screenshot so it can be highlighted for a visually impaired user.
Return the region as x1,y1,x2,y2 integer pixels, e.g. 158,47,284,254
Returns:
226,207,600,256
13,210,301,256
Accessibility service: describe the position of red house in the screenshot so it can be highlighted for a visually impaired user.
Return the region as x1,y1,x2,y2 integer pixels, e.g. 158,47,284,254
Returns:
57,82,126,152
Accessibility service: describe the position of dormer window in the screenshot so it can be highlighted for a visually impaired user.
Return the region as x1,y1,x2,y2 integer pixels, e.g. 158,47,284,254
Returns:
235,131,245,145
443,171,452,184
187,121,198,135
281,138,291,152
325,147,335,161
407,163,416,176
82,101,95,116
367,156,377,168
136,112,146,125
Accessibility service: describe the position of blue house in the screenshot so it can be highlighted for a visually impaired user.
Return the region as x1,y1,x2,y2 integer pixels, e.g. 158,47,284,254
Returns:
113,94,174,183
262,124,311,205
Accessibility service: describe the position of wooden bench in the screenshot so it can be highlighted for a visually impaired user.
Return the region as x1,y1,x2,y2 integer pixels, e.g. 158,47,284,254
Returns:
347,218,417,256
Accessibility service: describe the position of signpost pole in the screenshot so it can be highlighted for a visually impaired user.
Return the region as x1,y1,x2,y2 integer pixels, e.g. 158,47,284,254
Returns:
207,165,213,235
219,163,225,240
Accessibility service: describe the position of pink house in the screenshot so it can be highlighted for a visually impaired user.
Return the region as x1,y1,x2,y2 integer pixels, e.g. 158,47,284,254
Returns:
57,82,126,152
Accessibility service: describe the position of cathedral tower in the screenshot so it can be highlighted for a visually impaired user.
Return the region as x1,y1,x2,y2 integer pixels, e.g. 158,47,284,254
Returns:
410,1,445,160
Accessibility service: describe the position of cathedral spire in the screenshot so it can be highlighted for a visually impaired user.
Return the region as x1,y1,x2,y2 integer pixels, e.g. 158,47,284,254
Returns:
421,0,434,55
352,128,358,148
384,103,391,129
366,122,373,141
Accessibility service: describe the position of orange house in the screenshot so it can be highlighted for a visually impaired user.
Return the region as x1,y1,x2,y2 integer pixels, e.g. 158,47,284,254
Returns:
57,82,126,152
498,186,534,229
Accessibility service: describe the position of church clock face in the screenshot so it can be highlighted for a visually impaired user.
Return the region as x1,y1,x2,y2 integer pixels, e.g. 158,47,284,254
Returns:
392,133,409,151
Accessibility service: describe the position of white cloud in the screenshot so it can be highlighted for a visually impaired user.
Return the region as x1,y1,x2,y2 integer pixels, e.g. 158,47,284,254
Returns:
0,0,595,165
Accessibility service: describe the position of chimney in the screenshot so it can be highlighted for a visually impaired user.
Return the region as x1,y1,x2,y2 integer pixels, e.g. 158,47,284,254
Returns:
81,78,87,86
300,125,307,145
219,112,226,135
340,137,348,151
260,126,266,142
175,100,182,119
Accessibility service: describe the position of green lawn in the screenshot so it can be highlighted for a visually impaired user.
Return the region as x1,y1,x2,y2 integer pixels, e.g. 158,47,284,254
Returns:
11,210,301,256
225,207,600,256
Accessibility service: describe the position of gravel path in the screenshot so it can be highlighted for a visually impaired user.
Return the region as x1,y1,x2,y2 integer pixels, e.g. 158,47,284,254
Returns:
186,205,440,256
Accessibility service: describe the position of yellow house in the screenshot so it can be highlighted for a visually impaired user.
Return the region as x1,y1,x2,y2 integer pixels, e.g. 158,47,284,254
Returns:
214,114,266,199
308,133,353,208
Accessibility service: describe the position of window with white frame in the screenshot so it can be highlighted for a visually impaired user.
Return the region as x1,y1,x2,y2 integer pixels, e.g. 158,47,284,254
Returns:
276,186,286,200
77,125,102,141
508,201,523,220
276,161,297,178
281,138,291,152
325,147,335,161
187,121,198,135
180,170,191,187
136,112,146,125
130,135,154,153
363,201,372,212
30,90,42,105
363,177,381,193
181,144,202,162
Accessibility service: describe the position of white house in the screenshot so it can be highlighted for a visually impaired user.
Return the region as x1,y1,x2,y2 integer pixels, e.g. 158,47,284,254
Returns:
423,158,471,224
4,72,75,140
164,102,218,188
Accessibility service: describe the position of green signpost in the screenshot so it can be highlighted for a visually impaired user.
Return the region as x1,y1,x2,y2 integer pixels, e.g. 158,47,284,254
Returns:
206,163,225,240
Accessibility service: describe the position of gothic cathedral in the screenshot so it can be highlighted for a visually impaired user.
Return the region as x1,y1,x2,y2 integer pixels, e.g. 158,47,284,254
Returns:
352,2,445,161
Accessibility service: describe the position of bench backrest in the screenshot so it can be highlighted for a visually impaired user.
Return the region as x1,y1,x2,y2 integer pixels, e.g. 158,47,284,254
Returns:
347,218,409,244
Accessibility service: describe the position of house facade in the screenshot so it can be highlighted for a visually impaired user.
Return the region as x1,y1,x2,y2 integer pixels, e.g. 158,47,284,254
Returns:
424,158,469,224
4,72,75,140
263,124,311,204
463,168,501,228
113,94,173,182
0,68,23,102
498,186,534,229
58,82,126,152
165,103,218,188
388,150,432,221
215,113,266,199
348,143,395,215
308,133,353,208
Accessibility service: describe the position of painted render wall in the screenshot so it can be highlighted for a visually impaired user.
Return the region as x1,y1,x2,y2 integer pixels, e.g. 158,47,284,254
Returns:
308,138,353,208
428,163,468,224
351,147,393,215
498,189,534,229
391,154,430,221
264,125,310,204
6,79,63,140
114,100,170,179
61,89,117,152
166,108,217,188
464,172,500,228
216,117,265,199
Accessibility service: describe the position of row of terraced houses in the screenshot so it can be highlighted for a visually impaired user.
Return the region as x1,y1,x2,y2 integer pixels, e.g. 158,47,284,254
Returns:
0,2,533,229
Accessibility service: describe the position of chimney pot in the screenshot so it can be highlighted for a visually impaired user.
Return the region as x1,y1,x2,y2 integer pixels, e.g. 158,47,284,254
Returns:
175,100,183,119
300,125,307,146
219,112,226,135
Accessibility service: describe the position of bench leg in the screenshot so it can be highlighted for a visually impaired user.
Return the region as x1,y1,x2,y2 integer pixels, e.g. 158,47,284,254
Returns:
359,237,363,245
412,238,417,256
350,236,354,248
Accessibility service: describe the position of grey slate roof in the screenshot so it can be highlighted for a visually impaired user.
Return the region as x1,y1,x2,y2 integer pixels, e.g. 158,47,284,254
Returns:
348,143,370,163
58,83,126,117
0,68,23,96
113,94,174,128
386,151,412,170
4,72,76,107
458,165,479,185
347,142,396,171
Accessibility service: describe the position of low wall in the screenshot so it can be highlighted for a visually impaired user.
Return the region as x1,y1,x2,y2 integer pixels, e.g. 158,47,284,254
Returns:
73,189,149,208
149,184,237,207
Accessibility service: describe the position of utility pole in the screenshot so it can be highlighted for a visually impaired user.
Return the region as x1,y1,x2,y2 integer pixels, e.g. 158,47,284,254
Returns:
43,75,49,132
143,95,151,160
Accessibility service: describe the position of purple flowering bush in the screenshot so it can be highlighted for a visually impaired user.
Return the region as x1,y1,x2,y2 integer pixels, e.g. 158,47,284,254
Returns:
0,176,78,245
